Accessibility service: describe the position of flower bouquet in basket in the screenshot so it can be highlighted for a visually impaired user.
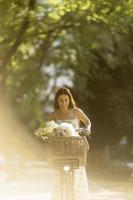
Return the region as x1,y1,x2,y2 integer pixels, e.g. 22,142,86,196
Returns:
34,120,81,141
34,120,58,141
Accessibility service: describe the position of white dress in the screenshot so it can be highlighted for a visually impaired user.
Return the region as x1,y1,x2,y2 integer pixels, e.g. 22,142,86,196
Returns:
50,118,90,200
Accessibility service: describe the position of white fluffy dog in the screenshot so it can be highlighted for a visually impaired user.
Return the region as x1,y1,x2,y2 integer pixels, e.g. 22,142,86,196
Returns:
54,122,78,137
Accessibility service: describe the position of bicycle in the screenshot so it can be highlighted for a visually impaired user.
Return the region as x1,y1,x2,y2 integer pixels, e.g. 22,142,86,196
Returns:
45,130,89,200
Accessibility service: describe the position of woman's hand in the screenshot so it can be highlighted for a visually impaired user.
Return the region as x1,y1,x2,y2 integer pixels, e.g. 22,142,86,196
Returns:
78,127,91,137
86,128,91,137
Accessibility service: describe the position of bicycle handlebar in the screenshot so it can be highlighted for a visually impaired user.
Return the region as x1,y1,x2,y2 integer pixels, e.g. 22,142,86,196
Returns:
75,128,91,138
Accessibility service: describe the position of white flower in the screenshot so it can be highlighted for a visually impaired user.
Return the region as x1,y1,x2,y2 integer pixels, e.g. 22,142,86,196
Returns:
34,121,58,141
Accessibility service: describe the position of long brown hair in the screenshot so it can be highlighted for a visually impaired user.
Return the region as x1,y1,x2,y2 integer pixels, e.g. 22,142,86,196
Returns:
54,87,76,109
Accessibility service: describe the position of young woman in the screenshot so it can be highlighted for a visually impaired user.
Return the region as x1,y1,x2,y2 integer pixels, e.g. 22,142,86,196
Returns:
48,87,91,134
48,87,91,200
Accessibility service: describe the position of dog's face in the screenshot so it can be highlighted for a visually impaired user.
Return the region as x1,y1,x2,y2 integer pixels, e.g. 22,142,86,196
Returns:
54,127,68,136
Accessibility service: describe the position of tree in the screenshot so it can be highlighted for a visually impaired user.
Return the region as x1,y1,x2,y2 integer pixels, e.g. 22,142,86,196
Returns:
0,0,133,147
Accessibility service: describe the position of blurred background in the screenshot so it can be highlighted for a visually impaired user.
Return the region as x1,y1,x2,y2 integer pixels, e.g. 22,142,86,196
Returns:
0,0,133,199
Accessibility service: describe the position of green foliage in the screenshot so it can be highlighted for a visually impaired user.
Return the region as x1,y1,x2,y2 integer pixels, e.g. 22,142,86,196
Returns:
0,0,133,144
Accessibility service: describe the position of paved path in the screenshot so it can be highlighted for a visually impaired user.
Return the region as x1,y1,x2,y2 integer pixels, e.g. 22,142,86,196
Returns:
0,161,132,200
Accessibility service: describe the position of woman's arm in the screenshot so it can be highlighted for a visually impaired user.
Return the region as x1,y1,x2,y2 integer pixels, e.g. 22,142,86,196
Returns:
76,108,91,134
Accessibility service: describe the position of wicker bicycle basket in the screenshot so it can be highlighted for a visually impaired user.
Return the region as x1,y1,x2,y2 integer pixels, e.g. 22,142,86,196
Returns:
45,136,88,169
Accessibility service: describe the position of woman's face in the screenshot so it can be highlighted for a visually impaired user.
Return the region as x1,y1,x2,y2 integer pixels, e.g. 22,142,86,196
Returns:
58,94,70,110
